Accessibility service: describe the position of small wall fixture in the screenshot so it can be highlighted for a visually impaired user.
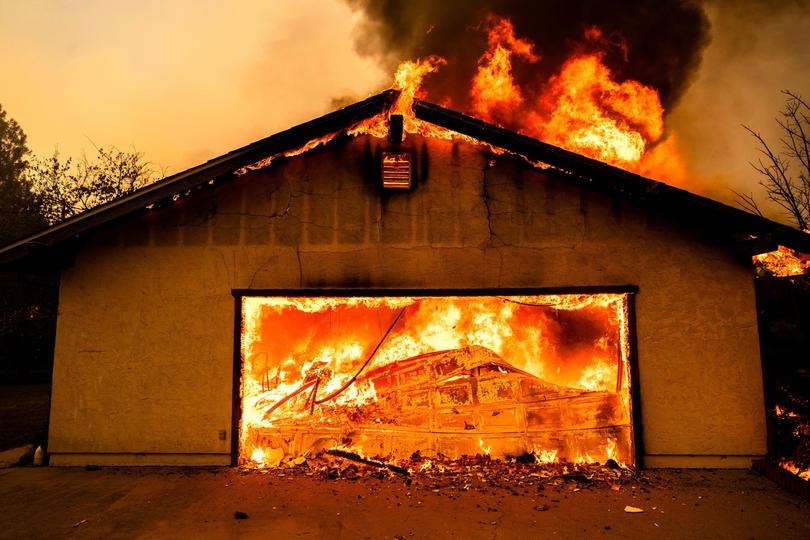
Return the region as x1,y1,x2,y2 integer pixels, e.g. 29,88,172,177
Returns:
382,152,412,189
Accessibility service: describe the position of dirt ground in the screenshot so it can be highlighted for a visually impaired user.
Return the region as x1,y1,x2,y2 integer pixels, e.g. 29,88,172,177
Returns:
0,465,806,540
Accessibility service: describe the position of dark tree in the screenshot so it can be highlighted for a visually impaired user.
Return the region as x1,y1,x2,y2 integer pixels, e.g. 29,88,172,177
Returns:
0,107,161,387
739,92,810,480
0,105,55,386
737,91,810,231
28,145,160,225
0,104,43,244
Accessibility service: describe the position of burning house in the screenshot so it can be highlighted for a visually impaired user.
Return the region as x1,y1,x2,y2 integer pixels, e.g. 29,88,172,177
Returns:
2,12,809,468
2,84,807,469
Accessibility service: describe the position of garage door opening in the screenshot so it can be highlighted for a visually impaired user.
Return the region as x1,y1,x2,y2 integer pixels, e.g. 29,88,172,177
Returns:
236,291,636,468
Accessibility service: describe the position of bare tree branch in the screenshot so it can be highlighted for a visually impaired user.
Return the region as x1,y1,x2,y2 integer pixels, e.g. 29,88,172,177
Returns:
733,189,765,217
741,91,810,231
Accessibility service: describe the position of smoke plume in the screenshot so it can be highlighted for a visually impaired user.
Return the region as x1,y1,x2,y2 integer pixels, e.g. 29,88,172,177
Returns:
668,0,810,210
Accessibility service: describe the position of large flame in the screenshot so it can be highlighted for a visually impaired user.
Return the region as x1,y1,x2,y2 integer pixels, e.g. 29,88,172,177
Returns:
239,15,691,185
526,53,663,165
471,16,539,120
347,16,688,184
240,294,633,467
466,18,687,180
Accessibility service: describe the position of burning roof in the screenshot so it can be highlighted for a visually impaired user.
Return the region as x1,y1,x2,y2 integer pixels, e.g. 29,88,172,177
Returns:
0,82,809,267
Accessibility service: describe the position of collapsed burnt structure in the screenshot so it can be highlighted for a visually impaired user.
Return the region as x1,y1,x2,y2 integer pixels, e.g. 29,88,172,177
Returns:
1,90,808,468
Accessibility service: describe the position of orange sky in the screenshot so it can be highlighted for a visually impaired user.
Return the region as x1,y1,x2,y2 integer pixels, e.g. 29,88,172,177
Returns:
0,0,386,175
1,1,808,222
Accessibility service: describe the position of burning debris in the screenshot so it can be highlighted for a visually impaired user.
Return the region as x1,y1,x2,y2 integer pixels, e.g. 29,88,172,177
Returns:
241,444,641,498
754,246,810,277
326,448,411,476
773,401,810,482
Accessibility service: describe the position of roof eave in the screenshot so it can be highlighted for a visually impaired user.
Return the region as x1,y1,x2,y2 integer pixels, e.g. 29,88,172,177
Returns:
0,89,399,266
413,99,810,254
2,91,807,267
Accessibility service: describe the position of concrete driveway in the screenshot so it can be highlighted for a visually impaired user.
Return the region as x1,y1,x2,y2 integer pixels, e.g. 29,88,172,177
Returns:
0,466,807,539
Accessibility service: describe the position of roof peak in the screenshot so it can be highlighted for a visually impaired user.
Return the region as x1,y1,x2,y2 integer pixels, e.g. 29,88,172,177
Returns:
1,89,808,266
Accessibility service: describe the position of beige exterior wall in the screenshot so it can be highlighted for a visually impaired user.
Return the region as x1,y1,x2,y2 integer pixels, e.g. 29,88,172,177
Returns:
48,135,766,467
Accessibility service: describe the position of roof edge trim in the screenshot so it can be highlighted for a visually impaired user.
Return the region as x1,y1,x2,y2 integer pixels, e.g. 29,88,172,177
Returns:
413,99,810,253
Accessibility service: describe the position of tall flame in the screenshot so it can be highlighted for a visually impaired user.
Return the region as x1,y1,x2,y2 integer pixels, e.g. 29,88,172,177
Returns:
243,16,692,185
465,18,687,180
347,55,462,142
393,56,446,114
352,16,690,184
239,294,633,467
526,53,663,165
471,16,539,120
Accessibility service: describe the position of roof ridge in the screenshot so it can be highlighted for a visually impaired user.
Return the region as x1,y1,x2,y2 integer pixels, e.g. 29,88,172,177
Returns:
413,99,810,253
1,89,808,267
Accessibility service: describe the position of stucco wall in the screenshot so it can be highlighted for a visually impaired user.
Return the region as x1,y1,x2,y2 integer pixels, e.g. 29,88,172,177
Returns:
48,134,766,467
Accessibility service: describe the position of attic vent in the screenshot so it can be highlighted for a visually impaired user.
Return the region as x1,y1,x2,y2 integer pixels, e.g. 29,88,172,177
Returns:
382,152,412,189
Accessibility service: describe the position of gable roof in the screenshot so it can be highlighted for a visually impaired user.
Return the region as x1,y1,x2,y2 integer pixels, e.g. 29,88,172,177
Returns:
1,88,808,267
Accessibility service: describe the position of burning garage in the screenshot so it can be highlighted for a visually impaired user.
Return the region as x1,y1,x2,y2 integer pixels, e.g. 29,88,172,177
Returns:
1,48,809,470
2,85,808,470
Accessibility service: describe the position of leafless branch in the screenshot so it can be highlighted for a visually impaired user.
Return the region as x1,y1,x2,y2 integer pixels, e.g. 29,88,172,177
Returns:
732,189,764,217
741,91,810,231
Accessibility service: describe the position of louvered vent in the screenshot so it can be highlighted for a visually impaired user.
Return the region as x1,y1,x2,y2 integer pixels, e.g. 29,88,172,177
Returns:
381,152,412,189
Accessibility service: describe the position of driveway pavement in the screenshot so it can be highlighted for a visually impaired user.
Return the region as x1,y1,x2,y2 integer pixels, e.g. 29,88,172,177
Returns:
0,466,808,539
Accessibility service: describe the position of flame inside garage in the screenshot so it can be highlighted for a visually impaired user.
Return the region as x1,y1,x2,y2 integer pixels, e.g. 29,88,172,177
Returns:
239,293,635,468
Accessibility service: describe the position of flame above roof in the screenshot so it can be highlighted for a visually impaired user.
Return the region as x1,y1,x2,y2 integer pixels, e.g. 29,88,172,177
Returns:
1,89,808,267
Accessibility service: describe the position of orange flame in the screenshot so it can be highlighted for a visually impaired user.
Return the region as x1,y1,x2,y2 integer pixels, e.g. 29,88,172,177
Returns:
525,53,663,165
531,445,559,463
471,16,539,120
478,438,492,456
239,16,692,186
780,460,810,481
753,246,810,277
393,56,446,116
374,17,688,184
347,55,473,143
239,294,633,467
467,19,689,181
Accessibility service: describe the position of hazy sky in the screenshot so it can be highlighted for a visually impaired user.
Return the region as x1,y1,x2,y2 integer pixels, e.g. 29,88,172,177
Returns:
669,0,810,211
0,0,386,173
1,0,808,221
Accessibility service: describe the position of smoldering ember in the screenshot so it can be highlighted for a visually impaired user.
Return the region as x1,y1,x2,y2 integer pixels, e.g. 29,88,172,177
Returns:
1,5,810,539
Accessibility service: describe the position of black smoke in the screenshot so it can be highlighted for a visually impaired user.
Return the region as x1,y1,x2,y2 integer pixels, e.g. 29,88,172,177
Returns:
344,0,711,111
